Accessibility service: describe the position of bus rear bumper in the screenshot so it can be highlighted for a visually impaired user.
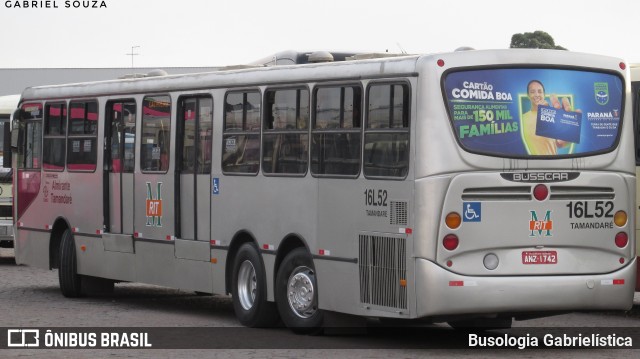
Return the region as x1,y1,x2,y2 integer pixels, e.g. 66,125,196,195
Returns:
415,258,636,318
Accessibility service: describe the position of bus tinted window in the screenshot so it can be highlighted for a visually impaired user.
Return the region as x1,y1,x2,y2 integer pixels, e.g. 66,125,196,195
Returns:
17,103,42,170
141,96,171,172
223,91,260,174
311,85,361,176
444,68,624,157
262,88,309,175
364,83,410,178
43,103,67,171
67,100,98,171
180,97,213,174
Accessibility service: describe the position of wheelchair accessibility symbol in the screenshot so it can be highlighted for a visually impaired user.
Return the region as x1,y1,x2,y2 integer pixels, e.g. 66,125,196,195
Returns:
463,202,481,222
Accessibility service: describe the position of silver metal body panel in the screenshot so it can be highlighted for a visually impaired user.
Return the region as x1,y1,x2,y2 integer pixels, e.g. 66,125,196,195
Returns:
102,233,134,253
415,257,636,317
174,238,210,261
433,172,634,276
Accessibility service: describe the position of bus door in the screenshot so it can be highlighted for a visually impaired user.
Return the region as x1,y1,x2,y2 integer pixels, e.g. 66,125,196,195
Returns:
176,97,212,241
104,101,136,235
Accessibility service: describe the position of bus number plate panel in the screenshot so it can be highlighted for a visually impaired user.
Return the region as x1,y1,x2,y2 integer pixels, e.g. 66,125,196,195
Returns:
522,251,557,265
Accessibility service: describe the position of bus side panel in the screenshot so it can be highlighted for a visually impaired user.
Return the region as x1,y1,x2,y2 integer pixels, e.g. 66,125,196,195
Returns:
102,251,136,282
14,229,49,269
134,241,177,288
315,176,415,317
315,177,363,316
174,256,213,293
210,248,227,295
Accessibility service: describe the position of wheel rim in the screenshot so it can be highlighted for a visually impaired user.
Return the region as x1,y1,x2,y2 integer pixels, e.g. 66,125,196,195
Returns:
237,260,257,311
286,266,317,318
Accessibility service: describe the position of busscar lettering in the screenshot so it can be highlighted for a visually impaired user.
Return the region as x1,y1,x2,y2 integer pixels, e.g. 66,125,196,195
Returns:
513,172,569,182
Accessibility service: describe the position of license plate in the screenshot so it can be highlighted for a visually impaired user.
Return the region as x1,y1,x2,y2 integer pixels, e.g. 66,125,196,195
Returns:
522,251,557,264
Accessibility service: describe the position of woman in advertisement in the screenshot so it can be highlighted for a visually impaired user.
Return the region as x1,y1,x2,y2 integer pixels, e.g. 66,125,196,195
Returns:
521,80,581,155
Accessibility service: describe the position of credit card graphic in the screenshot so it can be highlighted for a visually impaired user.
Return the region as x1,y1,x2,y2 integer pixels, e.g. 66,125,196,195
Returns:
535,105,581,143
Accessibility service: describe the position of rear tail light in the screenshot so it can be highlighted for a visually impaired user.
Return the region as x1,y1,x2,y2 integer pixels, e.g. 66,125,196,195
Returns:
443,234,459,251
615,232,628,248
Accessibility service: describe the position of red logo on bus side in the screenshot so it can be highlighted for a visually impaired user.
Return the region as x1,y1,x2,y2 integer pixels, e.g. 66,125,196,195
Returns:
146,199,162,217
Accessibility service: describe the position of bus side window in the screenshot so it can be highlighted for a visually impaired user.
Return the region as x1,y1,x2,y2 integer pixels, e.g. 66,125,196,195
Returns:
364,83,410,178
67,101,98,172
17,103,43,170
141,96,171,172
311,85,362,176
43,102,67,171
262,87,309,175
222,90,261,174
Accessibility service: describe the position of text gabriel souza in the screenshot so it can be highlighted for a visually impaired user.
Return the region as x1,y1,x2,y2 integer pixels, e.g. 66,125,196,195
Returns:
5,1,107,8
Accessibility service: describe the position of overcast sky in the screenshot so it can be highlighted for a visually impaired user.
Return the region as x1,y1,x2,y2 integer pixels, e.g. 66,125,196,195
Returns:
1,0,638,68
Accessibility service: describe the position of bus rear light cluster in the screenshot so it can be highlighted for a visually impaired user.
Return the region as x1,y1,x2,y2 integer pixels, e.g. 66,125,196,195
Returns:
614,232,628,248
443,234,459,251
614,211,627,227
445,212,461,229
533,184,548,201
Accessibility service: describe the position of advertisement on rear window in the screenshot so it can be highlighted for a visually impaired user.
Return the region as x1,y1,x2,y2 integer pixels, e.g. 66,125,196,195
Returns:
443,68,623,157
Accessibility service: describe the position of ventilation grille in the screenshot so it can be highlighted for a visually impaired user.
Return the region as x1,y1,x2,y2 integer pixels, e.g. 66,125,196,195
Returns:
549,186,614,200
461,186,532,201
389,201,408,226
359,234,407,310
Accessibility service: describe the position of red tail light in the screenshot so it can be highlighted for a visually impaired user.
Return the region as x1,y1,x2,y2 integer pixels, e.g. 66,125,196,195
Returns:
443,234,459,251
615,232,628,248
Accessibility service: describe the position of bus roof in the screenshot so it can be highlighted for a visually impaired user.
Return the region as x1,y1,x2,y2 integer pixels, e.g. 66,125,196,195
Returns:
18,49,627,101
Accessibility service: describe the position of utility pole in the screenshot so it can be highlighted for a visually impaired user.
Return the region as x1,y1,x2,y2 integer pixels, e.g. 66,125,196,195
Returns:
126,46,140,68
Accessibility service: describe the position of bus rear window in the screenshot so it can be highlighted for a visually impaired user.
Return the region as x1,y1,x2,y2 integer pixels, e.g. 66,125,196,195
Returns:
443,68,623,157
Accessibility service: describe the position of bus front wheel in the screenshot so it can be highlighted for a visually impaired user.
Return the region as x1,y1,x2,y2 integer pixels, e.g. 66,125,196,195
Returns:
58,228,82,297
231,243,279,327
276,248,323,334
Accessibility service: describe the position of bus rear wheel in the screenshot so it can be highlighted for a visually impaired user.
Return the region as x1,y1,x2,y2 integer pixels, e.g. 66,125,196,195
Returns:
58,228,82,297
231,243,279,327
276,248,323,334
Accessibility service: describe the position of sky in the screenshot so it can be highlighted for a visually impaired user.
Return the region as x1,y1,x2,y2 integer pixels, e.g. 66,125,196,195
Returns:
0,0,638,68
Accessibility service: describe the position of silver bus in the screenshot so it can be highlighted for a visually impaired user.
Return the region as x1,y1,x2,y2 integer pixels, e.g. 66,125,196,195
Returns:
13,49,635,332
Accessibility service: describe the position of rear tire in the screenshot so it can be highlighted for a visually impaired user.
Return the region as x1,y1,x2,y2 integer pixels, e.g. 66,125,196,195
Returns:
58,228,82,297
276,248,323,334
231,243,279,327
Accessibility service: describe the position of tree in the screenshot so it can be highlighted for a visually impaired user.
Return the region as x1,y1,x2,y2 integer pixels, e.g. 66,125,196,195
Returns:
510,31,567,50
